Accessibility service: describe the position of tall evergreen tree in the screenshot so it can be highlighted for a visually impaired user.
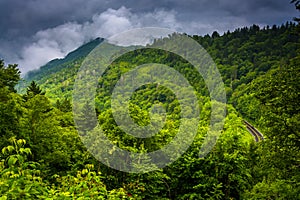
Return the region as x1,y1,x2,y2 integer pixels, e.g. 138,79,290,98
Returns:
0,60,20,92
23,81,45,100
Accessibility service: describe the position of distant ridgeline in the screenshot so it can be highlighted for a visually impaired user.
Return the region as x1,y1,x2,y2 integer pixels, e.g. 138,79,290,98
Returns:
20,22,299,101
25,37,104,81
17,38,104,95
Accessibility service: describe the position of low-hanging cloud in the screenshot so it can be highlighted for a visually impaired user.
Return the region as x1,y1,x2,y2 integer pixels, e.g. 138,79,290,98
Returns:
3,3,294,74
15,7,186,73
0,0,297,74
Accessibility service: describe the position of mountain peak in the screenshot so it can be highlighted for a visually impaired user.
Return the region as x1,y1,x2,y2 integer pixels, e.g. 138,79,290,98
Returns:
25,38,104,80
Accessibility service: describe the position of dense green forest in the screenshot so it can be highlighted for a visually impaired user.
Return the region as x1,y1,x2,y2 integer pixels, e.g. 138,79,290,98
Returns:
1,3,300,199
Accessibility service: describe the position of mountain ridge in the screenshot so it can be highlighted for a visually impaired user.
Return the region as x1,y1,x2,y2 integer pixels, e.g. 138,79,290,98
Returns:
20,23,299,101
25,37,104,81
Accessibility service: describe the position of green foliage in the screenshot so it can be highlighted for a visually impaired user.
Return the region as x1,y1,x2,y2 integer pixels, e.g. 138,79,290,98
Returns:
0,60,20,92
23,81,45,100
1,15,299,199
230,52,300,199
0,138,132,199
55,97,72,112
0,137,47,199
20,23,299,103
0,63,23,148
243,179,299,200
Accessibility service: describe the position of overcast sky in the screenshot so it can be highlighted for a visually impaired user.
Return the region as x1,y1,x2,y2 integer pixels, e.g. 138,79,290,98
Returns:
0,0,298,74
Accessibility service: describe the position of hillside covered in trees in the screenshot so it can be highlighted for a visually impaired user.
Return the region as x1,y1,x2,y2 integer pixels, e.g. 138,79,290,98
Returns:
0,8,299,200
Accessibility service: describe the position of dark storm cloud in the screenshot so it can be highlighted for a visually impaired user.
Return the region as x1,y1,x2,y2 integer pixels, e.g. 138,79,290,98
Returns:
0,0,297,73
0,0,100,38
0,0,296,38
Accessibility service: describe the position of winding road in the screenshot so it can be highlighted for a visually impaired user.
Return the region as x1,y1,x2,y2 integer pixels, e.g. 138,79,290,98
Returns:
243,120,264,142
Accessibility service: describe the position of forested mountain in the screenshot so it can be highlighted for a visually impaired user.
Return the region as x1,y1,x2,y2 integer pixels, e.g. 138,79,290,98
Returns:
20,23,299,102
26,37,104,82
1,12,299,200
17,37,104,96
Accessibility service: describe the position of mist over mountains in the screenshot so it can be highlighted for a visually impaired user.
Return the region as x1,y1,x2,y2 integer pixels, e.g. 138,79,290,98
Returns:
0,1,297,73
